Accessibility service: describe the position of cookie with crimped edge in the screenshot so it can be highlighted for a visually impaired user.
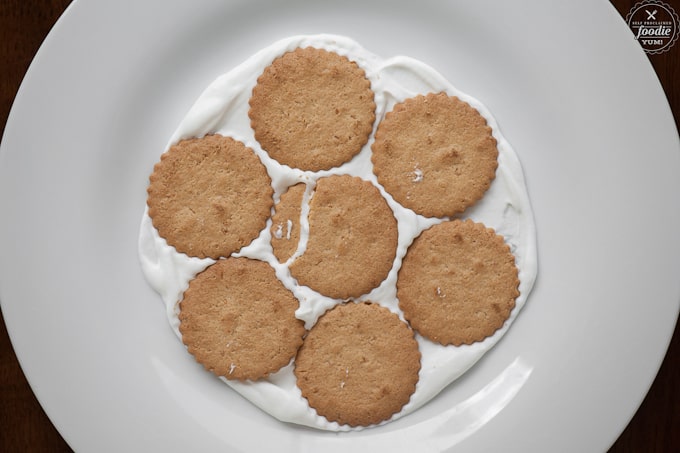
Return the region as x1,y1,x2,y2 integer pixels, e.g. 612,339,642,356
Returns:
249,47,376,171
294,301,421,427
178,257,306,381
289,174,398,300
147,134,273,259
270,183,306,263
397,219,519,346
371,92,498,218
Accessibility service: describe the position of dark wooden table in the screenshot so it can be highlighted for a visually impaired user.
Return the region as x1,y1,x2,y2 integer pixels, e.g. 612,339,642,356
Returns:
1,0,678,451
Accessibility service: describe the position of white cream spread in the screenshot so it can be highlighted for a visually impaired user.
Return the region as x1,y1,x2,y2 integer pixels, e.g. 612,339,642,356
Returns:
138,34,538,431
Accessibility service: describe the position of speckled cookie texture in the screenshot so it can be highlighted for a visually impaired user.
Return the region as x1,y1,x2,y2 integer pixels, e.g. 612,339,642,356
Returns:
142,37,534,431
249,47,376,171
371,92,498,218
146,134,273,259
178,257,306,381
288,175,398,300
270,183,306,263
294,302,421,427
397,219,519,346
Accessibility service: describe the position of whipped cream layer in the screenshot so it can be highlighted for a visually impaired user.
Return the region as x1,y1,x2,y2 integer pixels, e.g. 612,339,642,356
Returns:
138,34,538,431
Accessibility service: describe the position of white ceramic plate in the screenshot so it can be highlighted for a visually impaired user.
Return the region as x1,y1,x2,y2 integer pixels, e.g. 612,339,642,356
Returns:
1,0,678,451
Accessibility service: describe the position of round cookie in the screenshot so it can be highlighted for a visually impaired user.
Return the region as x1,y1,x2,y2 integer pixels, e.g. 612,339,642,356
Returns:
289,175,398,300
249,47,376,171
178,257,306,381
371,92,498,218
397,219,519,346
270,183,306,263
147,134,273,259
294,302,421,427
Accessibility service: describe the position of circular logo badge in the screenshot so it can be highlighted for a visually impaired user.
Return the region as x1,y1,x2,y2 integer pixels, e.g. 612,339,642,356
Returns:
626,0,680,54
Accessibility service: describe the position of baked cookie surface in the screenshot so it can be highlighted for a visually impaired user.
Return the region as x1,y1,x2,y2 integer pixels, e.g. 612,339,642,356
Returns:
147,134,273,259
178,257,306,381
270,183,306,263
397,219,519,346
372,93,498,218
138,35,538,432
288,175,398,300
294,302,421,427
249,47,375,171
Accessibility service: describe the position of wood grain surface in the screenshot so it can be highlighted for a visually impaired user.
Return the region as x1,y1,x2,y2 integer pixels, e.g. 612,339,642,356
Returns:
0,0,678,451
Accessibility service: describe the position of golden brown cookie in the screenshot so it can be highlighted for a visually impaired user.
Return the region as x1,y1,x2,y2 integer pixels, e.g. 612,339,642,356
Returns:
295,302,421,427
397,219,519,346
270,183,306,262
249,47,376,171
178,257,306,381
289,175,397,299
147,134,273,259
371,93,498,218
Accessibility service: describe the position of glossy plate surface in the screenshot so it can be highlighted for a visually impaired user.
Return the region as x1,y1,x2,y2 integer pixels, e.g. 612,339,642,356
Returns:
1,0,679,451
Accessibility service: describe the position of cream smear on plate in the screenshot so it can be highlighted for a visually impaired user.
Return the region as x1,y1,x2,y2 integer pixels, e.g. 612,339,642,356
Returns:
138,34,538,431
